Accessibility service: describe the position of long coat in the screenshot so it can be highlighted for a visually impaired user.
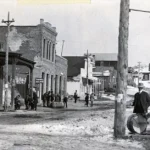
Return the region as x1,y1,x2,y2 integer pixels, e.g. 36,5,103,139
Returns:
33,92,38,104
133,91,150,113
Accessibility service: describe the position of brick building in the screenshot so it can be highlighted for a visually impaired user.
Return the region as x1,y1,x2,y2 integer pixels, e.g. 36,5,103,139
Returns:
0,19,67,103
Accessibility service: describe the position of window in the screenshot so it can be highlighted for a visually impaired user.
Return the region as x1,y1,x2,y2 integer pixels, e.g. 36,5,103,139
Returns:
41,72,45,96
46,74,49,92
47,41,49,59
49,42,51,60
0,42,3,51
95,61,100,66
100,61,104,66
43,39,45,58
143,74,149,81
52,44,55,62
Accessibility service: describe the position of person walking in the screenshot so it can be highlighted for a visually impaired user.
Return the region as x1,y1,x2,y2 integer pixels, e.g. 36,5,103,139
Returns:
47,91,51,107
90,93,95,107
74,90,78,103
63,94,68,108
14,95,21,110
33,90,38,111
85,93,89,107
132,82,150,134
42,92,47,107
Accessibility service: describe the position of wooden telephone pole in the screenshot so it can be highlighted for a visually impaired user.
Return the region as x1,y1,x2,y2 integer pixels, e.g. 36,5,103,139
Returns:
86,50,89,94
114,0,130,137
2,12,15,111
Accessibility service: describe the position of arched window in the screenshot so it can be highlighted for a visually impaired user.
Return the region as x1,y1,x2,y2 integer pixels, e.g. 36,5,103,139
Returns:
43,39,45,58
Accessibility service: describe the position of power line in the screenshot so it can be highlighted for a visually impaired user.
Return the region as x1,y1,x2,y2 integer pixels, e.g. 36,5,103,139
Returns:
130,8,150,14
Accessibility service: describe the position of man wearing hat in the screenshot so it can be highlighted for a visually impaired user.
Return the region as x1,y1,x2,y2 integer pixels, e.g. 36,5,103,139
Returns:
133,83,150,114
132,82,150,134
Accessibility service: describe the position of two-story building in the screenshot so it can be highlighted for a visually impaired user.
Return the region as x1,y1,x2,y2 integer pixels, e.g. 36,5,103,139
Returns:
92,53,118,91
64,55,97,100
0,19,67,104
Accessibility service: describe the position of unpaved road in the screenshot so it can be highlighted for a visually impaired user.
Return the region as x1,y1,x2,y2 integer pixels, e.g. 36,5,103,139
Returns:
0,100,146,150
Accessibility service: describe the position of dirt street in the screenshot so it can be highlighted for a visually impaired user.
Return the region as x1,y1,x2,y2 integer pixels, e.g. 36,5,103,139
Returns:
0,99,146,150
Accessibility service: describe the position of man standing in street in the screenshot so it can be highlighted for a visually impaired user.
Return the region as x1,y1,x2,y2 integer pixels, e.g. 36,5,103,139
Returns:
90,93,95,107
85,93,89,107
33,89,38,111
63,94,68,108
132,82,150,134
74,90,78,103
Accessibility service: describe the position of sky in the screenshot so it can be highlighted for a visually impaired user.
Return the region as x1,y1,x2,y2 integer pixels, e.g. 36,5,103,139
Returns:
0,0,150,66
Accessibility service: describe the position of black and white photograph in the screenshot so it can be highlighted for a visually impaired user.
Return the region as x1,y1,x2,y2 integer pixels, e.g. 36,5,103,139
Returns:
0,0,150,149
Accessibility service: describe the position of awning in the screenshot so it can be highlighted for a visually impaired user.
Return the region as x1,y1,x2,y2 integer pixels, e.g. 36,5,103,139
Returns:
82,77,93,85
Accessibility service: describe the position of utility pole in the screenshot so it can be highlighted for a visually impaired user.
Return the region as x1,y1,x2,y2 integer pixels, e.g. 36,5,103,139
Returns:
114,0,130,138
2,12,15,111
61,40,65,57
137,62,141,85
86,50,89,94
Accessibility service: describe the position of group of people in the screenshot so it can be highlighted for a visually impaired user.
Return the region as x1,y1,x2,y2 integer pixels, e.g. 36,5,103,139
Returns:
85,92,95,107
14,90,38,111
25,91,38,111
42,90,55,107
42,90,69,108
73,90,95,107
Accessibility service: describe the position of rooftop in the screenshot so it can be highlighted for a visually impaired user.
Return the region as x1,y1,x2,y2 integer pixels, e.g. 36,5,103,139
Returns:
92,53,118,61
64,56,85,77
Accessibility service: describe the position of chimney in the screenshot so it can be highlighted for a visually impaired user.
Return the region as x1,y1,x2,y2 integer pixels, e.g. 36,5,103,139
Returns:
40,19,44,24
52,27,56,31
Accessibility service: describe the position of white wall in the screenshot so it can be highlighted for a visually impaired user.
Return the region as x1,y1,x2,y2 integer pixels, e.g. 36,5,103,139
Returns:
67,81,80,95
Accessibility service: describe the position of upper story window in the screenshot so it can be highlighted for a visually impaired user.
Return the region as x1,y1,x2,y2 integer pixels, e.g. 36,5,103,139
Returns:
43,39,45,58
52,44,55,62
0,42,4,51
95,61,100,66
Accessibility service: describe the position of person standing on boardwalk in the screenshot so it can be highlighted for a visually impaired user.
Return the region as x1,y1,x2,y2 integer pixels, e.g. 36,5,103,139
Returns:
132,82,150,134
63,94,68,108
85,93,89,107
50,90,54,107
42,92,47,107
90,93,95,107
33,90,38,111
74,90,78,103
47,91,51,107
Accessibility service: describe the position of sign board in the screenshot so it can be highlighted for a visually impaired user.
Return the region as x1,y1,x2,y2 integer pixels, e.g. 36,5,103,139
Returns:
35,78,44,84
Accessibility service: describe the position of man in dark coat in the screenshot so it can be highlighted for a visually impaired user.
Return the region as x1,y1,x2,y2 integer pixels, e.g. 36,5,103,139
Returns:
132,83,150,134
74,90,78,103
85,93,89,107
42,92,47,107
133,83,150,114
33,91,38,111
63,94,68,108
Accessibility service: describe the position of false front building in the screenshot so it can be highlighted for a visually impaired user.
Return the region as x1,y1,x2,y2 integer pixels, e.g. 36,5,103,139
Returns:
0,19,67,104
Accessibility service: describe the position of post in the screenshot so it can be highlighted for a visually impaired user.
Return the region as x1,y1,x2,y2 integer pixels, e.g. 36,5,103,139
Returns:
61,40,65,57
30,68,33,98
114,0,130,138
138,62,141,85
86,50,89,94
2,12,15,111
11,59,16,110
0,66,3,106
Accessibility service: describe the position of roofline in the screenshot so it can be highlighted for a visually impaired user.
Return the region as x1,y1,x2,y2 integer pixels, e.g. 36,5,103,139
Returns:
56,55,68,61
0,25,37,27
0,51,35,65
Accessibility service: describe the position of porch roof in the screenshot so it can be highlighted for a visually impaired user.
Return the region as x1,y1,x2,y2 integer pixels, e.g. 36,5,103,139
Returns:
0,51,35,69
